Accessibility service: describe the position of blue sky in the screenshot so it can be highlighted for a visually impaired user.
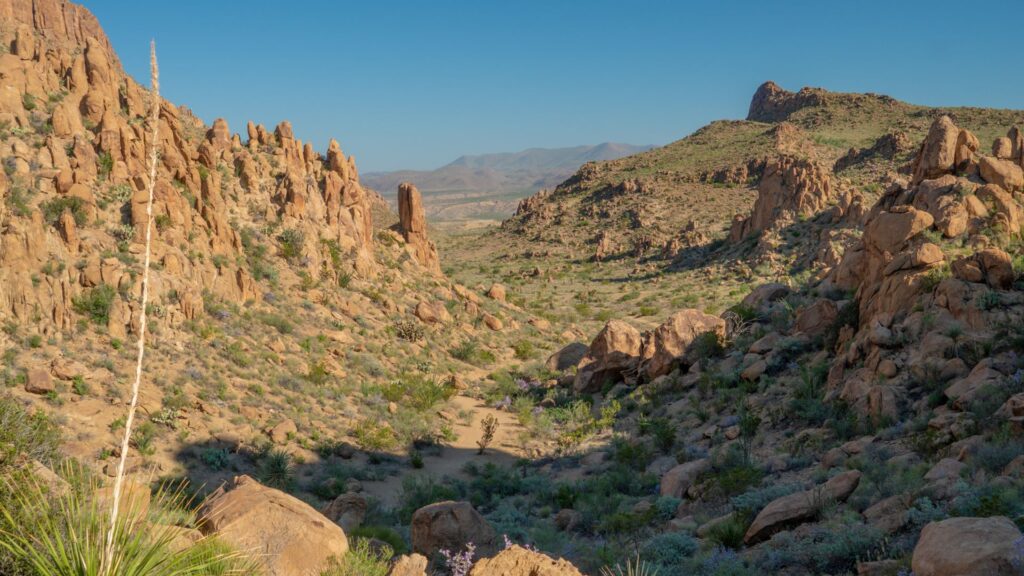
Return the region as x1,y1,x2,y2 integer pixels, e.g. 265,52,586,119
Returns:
85,1,1024,172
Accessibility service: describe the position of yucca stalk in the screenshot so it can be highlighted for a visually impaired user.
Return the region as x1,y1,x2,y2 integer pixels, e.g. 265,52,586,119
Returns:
103,40,161,573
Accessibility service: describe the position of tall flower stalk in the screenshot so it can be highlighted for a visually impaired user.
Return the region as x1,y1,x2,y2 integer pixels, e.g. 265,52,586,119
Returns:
103,39,161,573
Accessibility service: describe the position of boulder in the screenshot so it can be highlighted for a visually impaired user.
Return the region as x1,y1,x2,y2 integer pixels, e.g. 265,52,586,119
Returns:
388,554,429,576
414,301,450,324
911,516,1022,576
486,283,507,302
410,501,496,557
741,283,790,311
267,419,297,444
25,368,55,394
640,310,726,379
912,116,960,183
574,320,643,393
794,299,838,337
744,470,860,544
468,545,584,576
397,183,441,273
198,475,348,576
322,492,367,532
545,342,588,372
979,156,1024,191
659,458,710,499
863,207,933,254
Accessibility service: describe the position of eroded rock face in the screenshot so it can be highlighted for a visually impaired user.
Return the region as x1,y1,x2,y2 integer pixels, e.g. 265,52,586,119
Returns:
911,516,1022,576
729,156,833,242
410,501,496,557
198,475,349,576
468,545,584,576
398,182,441,273
747,81,827,122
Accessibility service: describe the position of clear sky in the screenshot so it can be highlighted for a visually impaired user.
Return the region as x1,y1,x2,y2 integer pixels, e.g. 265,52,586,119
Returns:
84,0,1024,172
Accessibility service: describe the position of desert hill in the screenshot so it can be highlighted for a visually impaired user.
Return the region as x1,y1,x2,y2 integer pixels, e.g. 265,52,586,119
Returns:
363,142,651,222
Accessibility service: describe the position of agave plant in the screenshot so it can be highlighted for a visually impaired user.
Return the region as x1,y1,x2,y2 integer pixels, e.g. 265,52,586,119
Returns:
0,468,253,576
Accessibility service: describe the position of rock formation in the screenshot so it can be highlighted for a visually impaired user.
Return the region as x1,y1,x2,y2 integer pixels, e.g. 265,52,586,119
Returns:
397,182,441,273
728,156,833,242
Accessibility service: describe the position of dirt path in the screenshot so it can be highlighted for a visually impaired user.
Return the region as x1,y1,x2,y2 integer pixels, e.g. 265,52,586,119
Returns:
361,394,526,507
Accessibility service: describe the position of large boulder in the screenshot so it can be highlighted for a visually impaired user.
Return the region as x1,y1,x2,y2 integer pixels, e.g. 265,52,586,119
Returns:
744,470,860,544
794,299,838,337
911,516,1022,576
468,545,584,576
979,156,1024,191
198,475,348,576
545,342,589,372
410,501,496,557
863,207,934,254
641,310,726,379
573,320,643,393
912,116,960,183
659,458,710,498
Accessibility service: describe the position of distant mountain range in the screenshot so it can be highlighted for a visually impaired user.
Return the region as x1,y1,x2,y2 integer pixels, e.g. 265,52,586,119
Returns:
363,143,654,222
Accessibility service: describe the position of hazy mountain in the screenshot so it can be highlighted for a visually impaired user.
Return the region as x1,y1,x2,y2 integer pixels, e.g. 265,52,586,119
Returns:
363,143,654,222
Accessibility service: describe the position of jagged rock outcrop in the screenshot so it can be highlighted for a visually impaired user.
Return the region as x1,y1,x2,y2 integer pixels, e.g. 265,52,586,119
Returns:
397,182,441,273
747,81,827,123
0,0,406,337
728,156,833,242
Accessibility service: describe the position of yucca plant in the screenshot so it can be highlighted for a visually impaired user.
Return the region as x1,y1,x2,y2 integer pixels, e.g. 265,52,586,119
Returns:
0,468,254,576
600,555,660,576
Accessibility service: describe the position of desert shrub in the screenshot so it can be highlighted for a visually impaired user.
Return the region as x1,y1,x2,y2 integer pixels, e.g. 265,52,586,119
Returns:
0,395,62,468
654,496,681,520
349,526,408,554
690,330,724,361
731,482,803,516
255,312,293,334
642,532,698,567
200,447,231,471
352,419,398,453
513,339,535,360
40,196,88,227
72,284,117,324
277,228,306,262
379,373,455,413
96,151,114,180
952,482,1024,520
759,519,886,574
394,319,424,342
321,538,392,576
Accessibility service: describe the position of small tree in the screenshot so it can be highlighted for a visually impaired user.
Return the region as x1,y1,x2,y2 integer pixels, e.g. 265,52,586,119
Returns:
477,414,499,455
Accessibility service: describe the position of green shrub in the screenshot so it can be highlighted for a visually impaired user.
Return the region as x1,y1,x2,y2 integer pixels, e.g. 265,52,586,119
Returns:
705,514,750,549
72,285,117,325
641,532,698,567
396,475,459,523
255,447,295,491
513,339,535,360
320,539,392,576
40,196,88,227
200,447,230,471
277,228,305,262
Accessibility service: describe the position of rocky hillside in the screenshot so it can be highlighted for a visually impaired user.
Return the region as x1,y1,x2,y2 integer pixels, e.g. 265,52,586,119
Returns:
363,143,651,223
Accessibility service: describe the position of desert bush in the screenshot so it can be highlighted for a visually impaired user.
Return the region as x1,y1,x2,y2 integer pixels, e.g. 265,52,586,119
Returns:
255,447,295,491
320,538,392,576
73,285,117,325
40,196,89,227
349,526,407,554
758,519,886,574
641,532,698,567
396,475,460,523
277,228,305,262
394,319,424,342
704,514,749,549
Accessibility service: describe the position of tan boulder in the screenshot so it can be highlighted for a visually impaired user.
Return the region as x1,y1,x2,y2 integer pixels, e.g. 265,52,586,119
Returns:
388,554,429,576
25,368,55,394
659,458,710,498
741,282,790,311
545,342,589,372
640,309,726,379
794,299,838,337
198,475,348,576
573,320,643,393
911,516,1022,576
468,545,584,576
486,283,507,302
912,116,960,183
993,136,1014,159
979,156,1024,191
267,418,297,444
410,501,496,557
482,313,503,331
744,470,861,544
321,492,367,532
977,248,1015,289
864,207,934,254
414,301,450,324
